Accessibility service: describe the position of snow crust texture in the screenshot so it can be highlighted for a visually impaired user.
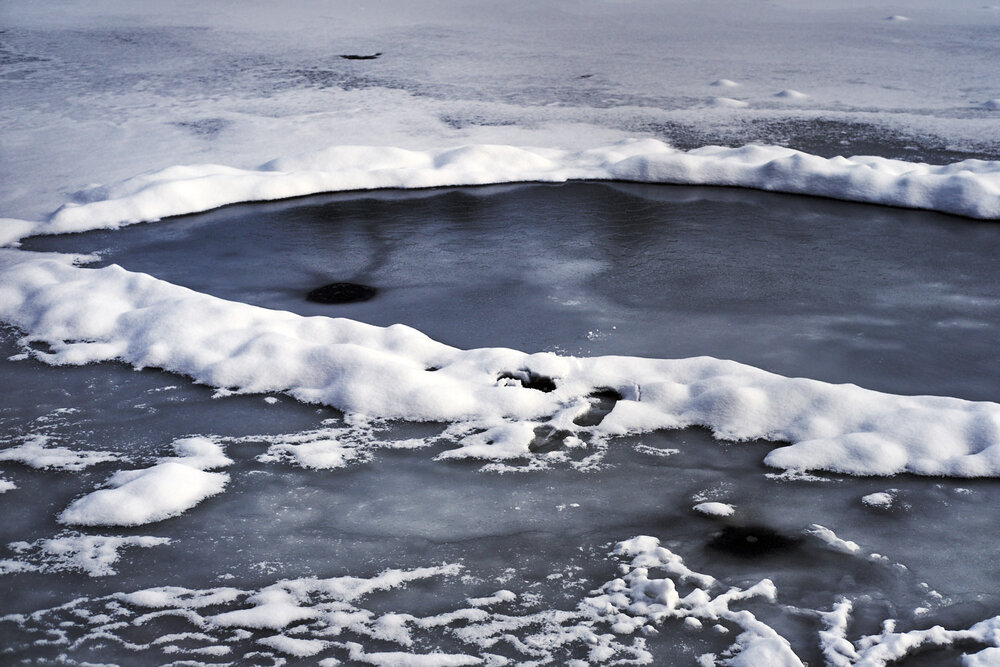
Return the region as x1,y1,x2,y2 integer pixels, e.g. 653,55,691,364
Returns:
3,139,999,248
4,536,998,666
2,250,1000,478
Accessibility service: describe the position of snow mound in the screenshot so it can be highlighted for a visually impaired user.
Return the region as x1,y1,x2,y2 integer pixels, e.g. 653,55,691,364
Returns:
3,250,1000,479
709,97,749,109
861,491,896,509
710,79,741,87
774,89,809,100
885,15,911,21
3,140,998,248
982,99,1000,111
58,437,231,526
693,502,735,517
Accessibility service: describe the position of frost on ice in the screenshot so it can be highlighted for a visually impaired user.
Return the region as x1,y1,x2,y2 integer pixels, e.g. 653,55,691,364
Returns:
5,536,997,666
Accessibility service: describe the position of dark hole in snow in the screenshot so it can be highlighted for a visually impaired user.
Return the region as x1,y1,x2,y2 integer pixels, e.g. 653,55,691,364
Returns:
340,52,382,60
707,525,802,558
497,370,556,392
425,366,440,372
26,340,55,354
573,388,623,426
528,425,572,453
306,282,377,304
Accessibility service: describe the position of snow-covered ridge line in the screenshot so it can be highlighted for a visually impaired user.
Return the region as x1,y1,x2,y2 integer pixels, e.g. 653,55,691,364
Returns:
3,249,1000,478
2,139,998,246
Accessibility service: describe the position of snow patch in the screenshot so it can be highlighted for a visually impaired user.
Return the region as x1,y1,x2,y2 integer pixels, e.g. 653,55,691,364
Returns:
58,437,230,527
0,435,118,471
0,533,169,577
709,97,749,109
693,502,736,517
806,524,861,555
861,490,896,509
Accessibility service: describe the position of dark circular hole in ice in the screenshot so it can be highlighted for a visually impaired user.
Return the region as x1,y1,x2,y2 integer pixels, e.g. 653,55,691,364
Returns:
306,282,378,304
707,525,802,558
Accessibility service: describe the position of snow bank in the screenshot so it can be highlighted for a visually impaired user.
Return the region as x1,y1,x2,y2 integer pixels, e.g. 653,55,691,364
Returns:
58,437,230,526
3,139,998,247
3,250,1000,478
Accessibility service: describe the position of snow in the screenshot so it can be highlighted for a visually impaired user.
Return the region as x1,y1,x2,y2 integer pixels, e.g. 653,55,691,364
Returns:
774,89,809,100
1,2,1000,663
0,533,169,577
258,634,329,657
3,249,1000,478
0,435,119,471
693,502,736,517
806,524,862,555
861,491,896,509
2,141,998,246
58,438,231,526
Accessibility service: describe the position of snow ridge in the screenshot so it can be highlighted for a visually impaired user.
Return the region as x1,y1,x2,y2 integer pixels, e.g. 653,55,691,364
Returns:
2,250,1000,478
2,140,998,247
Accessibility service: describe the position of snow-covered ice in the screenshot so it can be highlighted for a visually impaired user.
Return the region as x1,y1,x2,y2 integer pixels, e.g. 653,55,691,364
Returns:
1,0,999,664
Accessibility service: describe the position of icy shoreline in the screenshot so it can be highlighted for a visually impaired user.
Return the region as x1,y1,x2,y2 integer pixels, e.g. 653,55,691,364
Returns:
2,139,999,247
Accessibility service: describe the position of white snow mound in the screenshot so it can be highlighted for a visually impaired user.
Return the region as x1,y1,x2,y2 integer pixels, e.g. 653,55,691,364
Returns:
58,437,231,526
3,139,999,248
3,250,1000,478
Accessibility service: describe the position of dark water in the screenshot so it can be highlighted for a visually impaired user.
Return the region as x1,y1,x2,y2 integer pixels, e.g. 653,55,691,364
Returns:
5,183,1000,665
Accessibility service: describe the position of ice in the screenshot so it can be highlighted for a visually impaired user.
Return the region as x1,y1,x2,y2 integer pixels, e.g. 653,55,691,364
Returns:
2,1,1000,664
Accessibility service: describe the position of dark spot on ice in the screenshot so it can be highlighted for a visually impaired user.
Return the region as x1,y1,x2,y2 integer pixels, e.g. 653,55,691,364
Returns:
579,73,594,79
425,366,440,372
340,52,382,60
497,370,556,392
172,118,230,138
573,388,622,426
707,525,801,558
306,283,377,304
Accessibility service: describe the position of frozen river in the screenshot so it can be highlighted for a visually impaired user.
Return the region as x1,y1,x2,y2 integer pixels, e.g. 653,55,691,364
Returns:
2,1,1000,665
4,183,1000,665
